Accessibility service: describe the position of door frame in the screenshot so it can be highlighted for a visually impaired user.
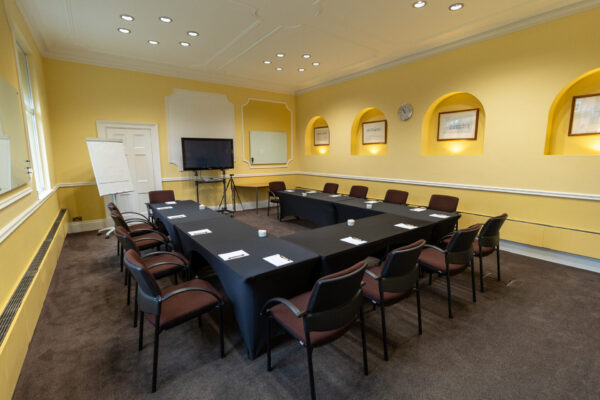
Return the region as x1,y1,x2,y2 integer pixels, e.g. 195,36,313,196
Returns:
96,120,163,225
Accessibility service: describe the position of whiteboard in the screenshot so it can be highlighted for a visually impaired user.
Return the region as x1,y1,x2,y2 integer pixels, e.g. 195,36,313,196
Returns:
0,136,10,193
166,89,235,170
250,131,287,165
86,138,133,196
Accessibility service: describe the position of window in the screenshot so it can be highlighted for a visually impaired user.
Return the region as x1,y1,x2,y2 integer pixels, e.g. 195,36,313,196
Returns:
16,43,50,198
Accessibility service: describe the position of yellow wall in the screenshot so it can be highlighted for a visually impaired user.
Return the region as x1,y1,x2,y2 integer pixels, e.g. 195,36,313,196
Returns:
295,8,600,257
0,2,63,399
43,59,296,220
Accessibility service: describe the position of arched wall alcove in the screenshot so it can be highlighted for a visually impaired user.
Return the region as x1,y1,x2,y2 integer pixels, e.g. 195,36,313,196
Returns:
421,92,486,155
305,115,330,155
350,107,388,156
545,68,600,155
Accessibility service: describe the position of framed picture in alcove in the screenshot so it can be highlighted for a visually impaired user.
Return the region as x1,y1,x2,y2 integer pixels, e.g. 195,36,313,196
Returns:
569,93,600,136
437,109,479,141
314,126,330,146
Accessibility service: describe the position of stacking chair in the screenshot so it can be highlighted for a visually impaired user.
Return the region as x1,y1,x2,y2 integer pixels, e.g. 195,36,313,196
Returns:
349,185,368,199
267,181,286,219
322,182,339,194
475,213,508,291
110,210,170,272
383,189,408,205
418,224,481,319
107,202,156,255
148,190,175,204
124,250,224,393
428,194,459,213
262,262,368,400
362,239,425,360
115,226,189,326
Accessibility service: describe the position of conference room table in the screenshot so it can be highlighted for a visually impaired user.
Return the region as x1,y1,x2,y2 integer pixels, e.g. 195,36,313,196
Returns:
277,190,358,226
149,201,320,359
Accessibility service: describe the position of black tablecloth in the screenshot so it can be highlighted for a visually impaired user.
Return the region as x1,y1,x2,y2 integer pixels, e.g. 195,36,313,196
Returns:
150,202,320,359
284,213,432,276
277,190,356,226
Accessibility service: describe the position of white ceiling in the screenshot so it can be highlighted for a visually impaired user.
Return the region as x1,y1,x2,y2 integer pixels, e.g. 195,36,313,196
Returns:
16,0,600,94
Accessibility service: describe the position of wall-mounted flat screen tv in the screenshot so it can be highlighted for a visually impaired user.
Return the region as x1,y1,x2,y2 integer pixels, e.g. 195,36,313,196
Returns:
181,138,234,170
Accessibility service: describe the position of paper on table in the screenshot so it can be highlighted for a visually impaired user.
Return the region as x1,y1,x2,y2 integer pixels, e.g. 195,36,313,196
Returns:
329,194,342,197
306,191,317,194
410,207,426,212
219,250,249,261
284,189,295,192
165,201,177,205
156,206,173,210
430,213,450,219
364,200,379,204
263,254,293,267
188,229,212,236
395,223,418,230
340,236,367,245
167,214,186,219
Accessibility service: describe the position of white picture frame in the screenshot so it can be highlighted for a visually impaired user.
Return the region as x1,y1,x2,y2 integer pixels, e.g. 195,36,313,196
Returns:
569,93,600,136
314,126,330,146
437,109,479,141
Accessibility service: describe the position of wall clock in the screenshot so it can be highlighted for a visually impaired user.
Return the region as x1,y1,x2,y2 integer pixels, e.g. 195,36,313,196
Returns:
397,103,413,121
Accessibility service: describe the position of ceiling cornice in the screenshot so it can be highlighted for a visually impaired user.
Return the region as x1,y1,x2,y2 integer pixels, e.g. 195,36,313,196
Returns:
14,0,600,96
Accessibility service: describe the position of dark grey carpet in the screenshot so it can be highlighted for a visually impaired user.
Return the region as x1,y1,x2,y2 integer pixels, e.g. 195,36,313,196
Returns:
12,208,600,399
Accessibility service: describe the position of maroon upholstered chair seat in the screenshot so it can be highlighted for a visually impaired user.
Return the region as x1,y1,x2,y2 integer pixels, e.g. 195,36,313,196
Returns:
383,189,408,205
133,232,169,249
157,279,222,330
362,265,412,305
129,222,156,232
428,194,459,212
270,291,356,347
418,247,469,274
144,252,190,279
442,237,494,257
349,185,368,198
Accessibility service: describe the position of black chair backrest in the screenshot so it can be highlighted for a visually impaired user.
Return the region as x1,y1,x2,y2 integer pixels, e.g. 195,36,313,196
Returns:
149,190,175,204
114,226,140,253
380,239,425,292
110,210,130,232
349,185,368,198
304,262,366,332
428,194,459,212
446,224,481,265
479,213,508,248
323,183,339,194
124,250,162,315
384,189,408,205
269,181,286,194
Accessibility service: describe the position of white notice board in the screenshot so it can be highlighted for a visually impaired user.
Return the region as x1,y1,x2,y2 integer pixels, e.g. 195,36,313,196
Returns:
86,138,133,196
249,131,287,165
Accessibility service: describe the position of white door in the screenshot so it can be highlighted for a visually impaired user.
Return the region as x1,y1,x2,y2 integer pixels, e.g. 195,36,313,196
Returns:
97,121,162,219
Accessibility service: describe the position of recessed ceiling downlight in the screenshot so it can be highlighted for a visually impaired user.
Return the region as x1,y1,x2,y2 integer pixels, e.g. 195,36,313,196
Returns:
148,40,159,45
298,68,305,72
187,31,199,37
263,60,272,64
120,14,134,22
276,53,285,58
412,1,426,8
312,62,320,66
159,16,172,23
276,67,283,71
303,54,311,59
118,28,131,34
179,41,190,47
449,3,463,11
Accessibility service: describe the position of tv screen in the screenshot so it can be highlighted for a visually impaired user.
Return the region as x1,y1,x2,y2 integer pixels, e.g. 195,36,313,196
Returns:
181,138,234,170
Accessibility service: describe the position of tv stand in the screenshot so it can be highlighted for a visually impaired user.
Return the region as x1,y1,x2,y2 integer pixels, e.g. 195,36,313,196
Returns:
193,170,222,204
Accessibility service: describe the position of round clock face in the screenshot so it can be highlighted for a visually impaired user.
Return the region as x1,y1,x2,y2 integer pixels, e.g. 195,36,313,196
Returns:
398,103,413,121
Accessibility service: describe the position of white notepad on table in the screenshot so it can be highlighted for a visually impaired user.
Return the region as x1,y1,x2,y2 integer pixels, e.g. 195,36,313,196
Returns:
188,229,212,236
395,223,418,230
167,214,186,220
263,254,293,267
156,206,172,210
306,191,317,194
364,200,379,204
329,194,342,198
340,236,367,246
284,189,295,192
165,201,177,205
409,207,426,212
430,213,450,219
219,250,249,261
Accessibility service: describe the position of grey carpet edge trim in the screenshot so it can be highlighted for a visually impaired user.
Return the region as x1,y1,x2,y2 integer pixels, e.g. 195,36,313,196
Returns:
0,209,67,345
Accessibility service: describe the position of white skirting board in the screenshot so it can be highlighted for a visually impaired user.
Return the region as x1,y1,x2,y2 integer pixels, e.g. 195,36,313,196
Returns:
68,219,107,234
500,240,600,274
